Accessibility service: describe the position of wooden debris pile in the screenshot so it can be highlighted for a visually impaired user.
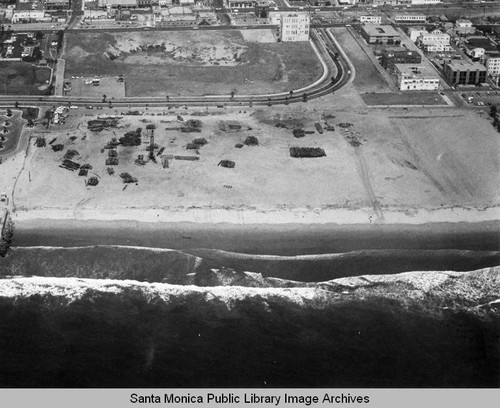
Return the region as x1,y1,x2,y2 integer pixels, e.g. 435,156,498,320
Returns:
120,172,138,184
218,160,235,168
119,128,142,146
289,147,326,158
35,137,46,147
87,117,120,132
87,177,99,186
293,129,305,138
64,149,79,160
244,136,259,146
60,159,80,170
52,144,64,152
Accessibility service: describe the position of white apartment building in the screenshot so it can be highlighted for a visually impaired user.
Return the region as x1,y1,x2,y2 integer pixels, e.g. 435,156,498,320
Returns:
410,0,441,4
280,12,310,42
408,27,427,43
360,15,382,25
394,15,426,23
485,55,500,78
418,29,452,52
395,64,440,91
11,10,45,23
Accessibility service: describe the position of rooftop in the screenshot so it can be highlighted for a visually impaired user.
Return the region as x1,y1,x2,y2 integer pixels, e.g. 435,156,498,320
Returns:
362,25,400,37
395,64,438,78
445,60,487,71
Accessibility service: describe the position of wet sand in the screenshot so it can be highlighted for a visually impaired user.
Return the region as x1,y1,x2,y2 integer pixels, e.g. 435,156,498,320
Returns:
14,218,500,255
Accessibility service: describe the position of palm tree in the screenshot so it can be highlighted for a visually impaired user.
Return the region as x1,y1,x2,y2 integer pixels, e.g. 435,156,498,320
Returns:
102,94,107,103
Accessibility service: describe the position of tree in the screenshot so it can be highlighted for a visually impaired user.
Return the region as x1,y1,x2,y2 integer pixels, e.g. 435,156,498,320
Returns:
489,105,497,118
14,101,19,109
230,91,235,99
102,94,107,103
302,93,308,103
289,90,294,97
285,97,289,105
6,109,12,117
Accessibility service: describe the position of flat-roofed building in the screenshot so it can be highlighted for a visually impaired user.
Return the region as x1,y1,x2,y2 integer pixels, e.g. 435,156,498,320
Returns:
395,64,440,90
411,0,440,4
381,47,422,70
11,10,45,22
394,14,426,24
408,27,427,43
43,0,70,10
485,55,500,77
443,60,487,86
98,0,138,8
418,29,452,52
360,15,382,25
280,12,309,42
226,0,255,8
361,25,401,44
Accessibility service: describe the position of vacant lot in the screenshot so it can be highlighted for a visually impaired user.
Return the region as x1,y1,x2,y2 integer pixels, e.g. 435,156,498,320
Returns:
64,31,323,97
0,62,51,95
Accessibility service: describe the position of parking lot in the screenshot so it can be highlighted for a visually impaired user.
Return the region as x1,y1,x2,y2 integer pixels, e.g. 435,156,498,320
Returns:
460,90,500,107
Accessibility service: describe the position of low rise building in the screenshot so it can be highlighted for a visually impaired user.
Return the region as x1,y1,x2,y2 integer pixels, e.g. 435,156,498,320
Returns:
395,64,440,90
381,47,422,70
43,0,70,10
226,0,255,8
484,55,500,77
418,29,452,52
361,25,401,44
11,10,45,23
394,14,426,24
408,27,427,43
455,19,475,36
360,15,382,25
443,60,487,86
98,0,138,8
280,12,309,42
410,0,440,4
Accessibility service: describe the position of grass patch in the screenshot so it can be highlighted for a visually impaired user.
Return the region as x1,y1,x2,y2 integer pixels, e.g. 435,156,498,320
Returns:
0,62,51,95
362,92,446,106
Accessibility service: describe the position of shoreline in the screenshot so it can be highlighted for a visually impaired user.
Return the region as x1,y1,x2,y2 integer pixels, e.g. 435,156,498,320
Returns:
13,210,500,255
11,204,500,226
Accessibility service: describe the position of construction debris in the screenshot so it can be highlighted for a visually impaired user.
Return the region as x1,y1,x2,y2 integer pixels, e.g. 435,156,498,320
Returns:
105,138,120,149
63,149,79,160
35,137,47,147
119,128,142,146
52,144,64,152
87,177,99,186
315,123,324,134
108,149,118,158
107,167,115,175
78,168,88,177
289,147,326,158
105,157,119,166
244,136,259,146
338,122,353,128
174,155,199,161
293,129,305,138
60,159,80,170
235,143,244,148
135,154,147,166
120,172,138,184
218,160,235,168
87,117,120,132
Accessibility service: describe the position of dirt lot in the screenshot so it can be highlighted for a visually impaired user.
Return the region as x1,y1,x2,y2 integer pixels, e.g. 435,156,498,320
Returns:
0,62,51,95
12,86,500,223
63,30,322,97
65,77,126,99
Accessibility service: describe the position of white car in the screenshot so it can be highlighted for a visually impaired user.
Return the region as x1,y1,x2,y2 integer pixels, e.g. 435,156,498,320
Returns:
70,105,78,109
